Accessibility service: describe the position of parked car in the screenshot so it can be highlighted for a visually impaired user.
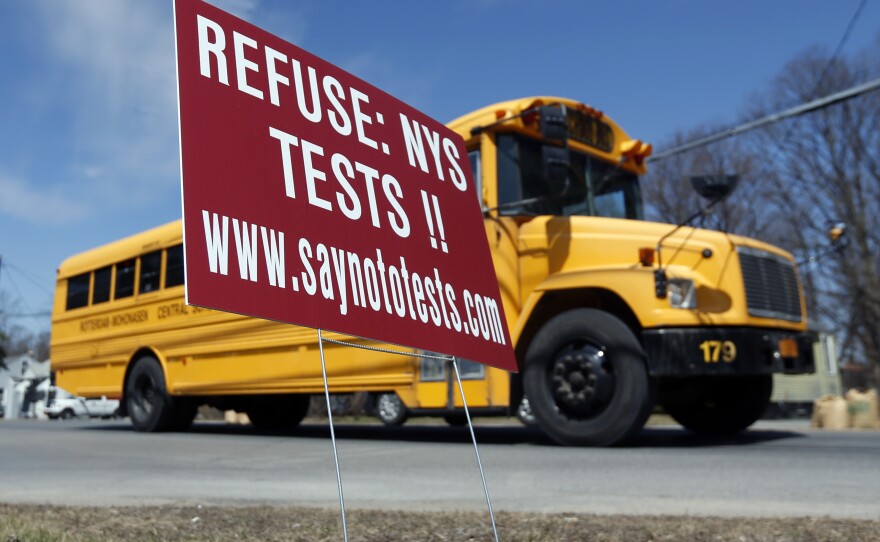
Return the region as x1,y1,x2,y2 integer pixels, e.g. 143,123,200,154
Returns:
45,390,119,420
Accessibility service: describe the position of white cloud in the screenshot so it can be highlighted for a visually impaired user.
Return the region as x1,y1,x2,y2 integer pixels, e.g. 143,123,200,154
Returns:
31,1,180,206
206,0,309,50
207,0,261,20
15,0,312,219
0,173,89,225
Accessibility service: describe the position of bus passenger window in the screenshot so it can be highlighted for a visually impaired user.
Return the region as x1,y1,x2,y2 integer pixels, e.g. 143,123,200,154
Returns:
456,359,485,380
165,245,184,288
92,266,112,305
66,273,90,310
139,250,162,294
419,356,446,382
115,260,136,300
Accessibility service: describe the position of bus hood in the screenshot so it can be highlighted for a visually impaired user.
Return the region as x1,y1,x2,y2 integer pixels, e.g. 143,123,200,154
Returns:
516,215,796,272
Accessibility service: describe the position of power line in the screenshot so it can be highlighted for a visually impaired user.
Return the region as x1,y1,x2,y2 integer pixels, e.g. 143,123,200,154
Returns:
1,269,36,317
822,0,868,85
2,260,54,297
650,0,871,162
648,77,880,161
0,259,53,327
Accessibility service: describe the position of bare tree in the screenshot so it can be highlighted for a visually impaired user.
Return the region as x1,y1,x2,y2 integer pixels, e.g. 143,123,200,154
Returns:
644,40,880,389
0,331,7,371
0,291,50,361
743,44,880,390
32,330,51,361
643,124,775,240
0,325,50,360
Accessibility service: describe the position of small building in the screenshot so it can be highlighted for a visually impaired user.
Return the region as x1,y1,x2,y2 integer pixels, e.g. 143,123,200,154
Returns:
769,332,841,417
1,353,51,419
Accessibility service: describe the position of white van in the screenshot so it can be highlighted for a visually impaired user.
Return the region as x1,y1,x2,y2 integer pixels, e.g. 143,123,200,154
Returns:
45,388,119,420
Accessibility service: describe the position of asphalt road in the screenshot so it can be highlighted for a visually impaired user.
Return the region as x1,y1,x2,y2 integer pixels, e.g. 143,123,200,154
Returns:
1,418,878,519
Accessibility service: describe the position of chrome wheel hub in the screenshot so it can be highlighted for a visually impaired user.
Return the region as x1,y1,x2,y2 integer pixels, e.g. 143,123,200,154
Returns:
551,343,614,417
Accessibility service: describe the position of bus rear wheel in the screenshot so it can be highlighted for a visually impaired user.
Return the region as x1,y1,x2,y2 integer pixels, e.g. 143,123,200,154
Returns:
374,393,408,426
246,394,310,431
126,356,176,432
661,375,772,436
523,309,654,447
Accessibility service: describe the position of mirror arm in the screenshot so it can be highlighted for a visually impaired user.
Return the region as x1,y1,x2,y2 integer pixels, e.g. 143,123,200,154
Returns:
655,196,724,277
482,197,547,216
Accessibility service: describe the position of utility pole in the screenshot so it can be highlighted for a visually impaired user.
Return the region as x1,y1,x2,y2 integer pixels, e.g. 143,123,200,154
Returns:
0,254,4,330
0,255,6,368
648,77,880,162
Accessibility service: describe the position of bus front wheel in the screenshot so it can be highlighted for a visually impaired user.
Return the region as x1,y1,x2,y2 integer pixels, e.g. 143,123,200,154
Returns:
661,375,772,436
523,309,654,447
126,356,176,432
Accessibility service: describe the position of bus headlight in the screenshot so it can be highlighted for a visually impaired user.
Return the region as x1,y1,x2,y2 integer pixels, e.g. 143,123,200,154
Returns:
668,279,697,309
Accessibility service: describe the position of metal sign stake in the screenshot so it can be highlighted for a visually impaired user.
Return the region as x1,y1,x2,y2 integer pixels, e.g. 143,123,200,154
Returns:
317,328,349,542
451,357,500,542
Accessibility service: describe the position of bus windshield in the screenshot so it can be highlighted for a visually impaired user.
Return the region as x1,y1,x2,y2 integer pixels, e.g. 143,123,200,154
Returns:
496,132,643,220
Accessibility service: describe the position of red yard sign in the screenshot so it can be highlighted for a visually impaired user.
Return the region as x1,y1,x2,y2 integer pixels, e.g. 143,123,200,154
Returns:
174,0,516,371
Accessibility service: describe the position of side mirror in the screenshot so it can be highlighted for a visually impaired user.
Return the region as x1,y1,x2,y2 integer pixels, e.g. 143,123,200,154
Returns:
690,175,738,201
542,145,577,203
828,222,846,243
540,105,568,143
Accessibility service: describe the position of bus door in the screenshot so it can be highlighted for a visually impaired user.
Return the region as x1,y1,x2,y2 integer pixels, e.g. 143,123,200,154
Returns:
415,356,491,410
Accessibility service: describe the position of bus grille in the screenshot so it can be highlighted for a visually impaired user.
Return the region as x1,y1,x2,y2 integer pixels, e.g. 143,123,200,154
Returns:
738,247,802,322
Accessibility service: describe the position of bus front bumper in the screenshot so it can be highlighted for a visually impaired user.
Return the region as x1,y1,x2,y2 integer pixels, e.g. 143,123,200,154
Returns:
642,327,816,377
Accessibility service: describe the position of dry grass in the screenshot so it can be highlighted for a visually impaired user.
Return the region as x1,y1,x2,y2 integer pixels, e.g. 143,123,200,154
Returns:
3,503,880,542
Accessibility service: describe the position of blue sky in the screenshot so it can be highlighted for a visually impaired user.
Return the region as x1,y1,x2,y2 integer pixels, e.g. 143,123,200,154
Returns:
1,0,878,337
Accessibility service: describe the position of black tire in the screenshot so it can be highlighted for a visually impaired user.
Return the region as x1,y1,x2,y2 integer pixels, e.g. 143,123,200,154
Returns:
516,397,538,427
661,375,772,436
60,409,76,420
126,356,176,432
171,398,199,431
374,393,408,426
246,394,310,431
523,309,654,446
443,413,468,426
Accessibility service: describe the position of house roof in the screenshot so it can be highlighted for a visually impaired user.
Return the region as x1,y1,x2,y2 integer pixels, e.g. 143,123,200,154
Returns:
1,354,51,381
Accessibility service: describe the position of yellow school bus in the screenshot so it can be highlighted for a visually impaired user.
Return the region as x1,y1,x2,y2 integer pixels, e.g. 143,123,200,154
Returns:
51,97,814,445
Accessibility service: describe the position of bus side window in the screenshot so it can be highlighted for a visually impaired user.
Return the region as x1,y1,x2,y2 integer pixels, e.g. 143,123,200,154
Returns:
456,359,485,380
468,149,481,203
420,357,446,382
115,259,136,300
92,266,112,305
139,250,162,294
165,244,184,288
66,273,90,310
